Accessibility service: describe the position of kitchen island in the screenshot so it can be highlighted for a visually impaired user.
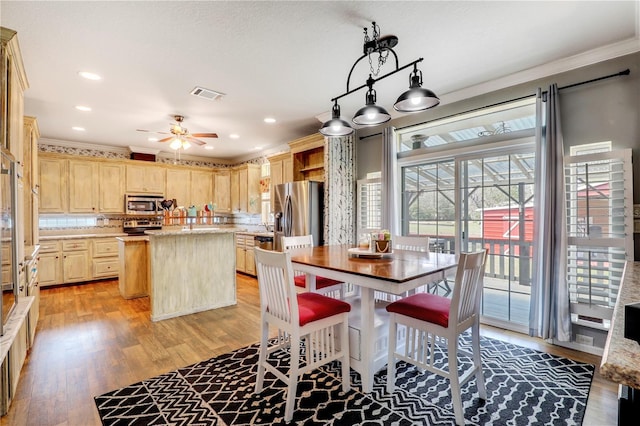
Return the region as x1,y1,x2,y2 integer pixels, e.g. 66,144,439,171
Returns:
145,228,242,321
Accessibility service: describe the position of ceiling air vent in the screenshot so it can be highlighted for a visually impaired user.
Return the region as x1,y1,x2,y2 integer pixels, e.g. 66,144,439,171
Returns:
190,86,225,101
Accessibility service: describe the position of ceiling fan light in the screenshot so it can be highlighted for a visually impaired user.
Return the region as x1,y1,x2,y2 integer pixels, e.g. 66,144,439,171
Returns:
182,140,191,150
319,102,354,136
169,138,182,150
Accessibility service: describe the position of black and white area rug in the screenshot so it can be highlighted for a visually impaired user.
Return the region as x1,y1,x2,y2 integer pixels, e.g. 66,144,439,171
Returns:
95,335,594,425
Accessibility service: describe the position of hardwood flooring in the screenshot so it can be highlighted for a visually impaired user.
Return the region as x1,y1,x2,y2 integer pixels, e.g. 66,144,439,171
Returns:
1,276,618,425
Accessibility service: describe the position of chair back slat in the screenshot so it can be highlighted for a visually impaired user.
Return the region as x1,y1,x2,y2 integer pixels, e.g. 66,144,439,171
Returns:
450,249,487,325
254,248,298,324
282,235,314,250
393,235,430,252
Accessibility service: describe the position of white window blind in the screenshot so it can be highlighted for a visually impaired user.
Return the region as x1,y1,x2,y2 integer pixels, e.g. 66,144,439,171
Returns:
357,178,382,234
565,149,633,319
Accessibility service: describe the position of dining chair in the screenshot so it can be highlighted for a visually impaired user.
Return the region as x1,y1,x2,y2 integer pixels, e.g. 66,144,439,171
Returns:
254,247,351,423
394,235,451,295
385,249,488,426
281,235,345,298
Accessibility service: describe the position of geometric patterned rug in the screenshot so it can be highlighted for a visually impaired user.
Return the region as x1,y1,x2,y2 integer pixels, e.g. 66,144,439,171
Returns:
95,335,594,425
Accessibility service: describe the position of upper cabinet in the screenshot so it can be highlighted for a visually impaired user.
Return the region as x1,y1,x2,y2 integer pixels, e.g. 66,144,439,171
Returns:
267,152,293,210
23,116,39,247
125,163,165,194
39,157,67,213
189,169,213,209
165,168,190,208
289,133,325,182
230,164,261,214
98,163,124,213
213,170,231,213
68,160,98,212
1,28,28,164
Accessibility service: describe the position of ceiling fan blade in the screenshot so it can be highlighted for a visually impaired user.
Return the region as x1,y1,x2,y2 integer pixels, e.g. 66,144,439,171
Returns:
190,132,218,138
137,129,170,135
186,136,206,146
157,136,174,143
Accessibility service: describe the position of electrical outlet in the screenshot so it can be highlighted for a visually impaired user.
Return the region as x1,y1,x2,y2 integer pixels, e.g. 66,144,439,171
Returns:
575,334,594,346
104,218,109,225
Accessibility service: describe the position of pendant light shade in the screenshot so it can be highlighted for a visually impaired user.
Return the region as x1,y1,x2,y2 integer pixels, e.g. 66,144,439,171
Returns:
319,102,354,136
352,85,391,126
394,66,440,113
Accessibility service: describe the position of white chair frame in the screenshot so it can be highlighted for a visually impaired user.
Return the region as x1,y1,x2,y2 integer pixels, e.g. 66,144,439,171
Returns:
386,249,488,425
254,247,351,423
281,235,345,298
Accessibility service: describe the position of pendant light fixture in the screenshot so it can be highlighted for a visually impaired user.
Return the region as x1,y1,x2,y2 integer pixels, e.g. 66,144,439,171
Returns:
352,76,391,125
319,100,354,136
394,64,440,112
319,21,439,134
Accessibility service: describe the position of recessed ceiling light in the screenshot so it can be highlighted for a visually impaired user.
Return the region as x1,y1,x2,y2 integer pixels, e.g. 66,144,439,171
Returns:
75,105,92,112
72,126,85,131
229,134,240,139
204,146,214,150
253,146,263,151
264,117,276,124
78,71,101,80
148,137,158,142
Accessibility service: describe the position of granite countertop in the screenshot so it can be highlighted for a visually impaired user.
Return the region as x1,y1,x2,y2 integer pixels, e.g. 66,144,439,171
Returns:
237,231,274,238
145,227,247,236
40,233,127,240
116,236,149,242
601,261,640,389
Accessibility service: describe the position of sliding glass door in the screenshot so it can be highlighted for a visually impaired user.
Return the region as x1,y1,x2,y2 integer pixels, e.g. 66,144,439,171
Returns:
459,152,535,329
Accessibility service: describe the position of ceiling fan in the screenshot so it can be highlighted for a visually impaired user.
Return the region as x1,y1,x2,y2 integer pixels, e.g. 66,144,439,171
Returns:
137,115,218,149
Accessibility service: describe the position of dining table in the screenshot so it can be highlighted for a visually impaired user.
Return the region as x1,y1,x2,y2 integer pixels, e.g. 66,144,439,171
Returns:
288,244,458,393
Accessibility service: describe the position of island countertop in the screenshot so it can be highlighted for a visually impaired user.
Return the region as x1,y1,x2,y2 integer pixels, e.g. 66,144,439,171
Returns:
601,261,640,389
145,227,247,236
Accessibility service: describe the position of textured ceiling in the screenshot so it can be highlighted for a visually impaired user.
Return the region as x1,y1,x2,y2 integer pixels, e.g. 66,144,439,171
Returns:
1,1,639,161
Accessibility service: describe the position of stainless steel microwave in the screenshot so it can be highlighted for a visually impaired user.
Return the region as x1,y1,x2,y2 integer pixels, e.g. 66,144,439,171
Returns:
125,194,163,215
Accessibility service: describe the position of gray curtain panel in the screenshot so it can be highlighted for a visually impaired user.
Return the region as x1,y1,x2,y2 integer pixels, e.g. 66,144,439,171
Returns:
529,84,571,341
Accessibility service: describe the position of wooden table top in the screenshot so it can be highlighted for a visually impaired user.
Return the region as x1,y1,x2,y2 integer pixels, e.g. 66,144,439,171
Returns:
288,244,457,283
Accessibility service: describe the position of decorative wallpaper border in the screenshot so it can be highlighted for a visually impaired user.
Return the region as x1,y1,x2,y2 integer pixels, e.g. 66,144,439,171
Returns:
39,143,266,169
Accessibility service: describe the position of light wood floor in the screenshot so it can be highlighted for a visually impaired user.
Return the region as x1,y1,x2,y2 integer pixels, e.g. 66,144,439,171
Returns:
1,276,617,426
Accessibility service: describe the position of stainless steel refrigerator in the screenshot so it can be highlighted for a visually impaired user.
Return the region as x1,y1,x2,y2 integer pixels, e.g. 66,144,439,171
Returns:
273,181,324,251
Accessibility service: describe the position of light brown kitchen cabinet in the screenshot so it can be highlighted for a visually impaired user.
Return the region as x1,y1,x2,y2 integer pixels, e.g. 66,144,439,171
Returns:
39,157,67,213
23,116,39,247
268,152,293,210
165,168,190,208
1,28,27,163
290,133,325,182
68,160,98,212
37,241,62,287
230,169,240,212
99,163,125,213
213,170,231,213
92,238,119,279
230,164,261,214
61,240,90,283
189,169,213,209
118,238,149,299
235,233,255,275
126,163,165,194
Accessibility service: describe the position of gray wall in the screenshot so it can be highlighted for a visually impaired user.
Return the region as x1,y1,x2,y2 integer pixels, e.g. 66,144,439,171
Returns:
357,52,640,187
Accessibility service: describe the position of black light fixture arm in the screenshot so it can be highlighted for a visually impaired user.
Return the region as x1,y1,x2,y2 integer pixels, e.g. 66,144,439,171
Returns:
331,57,424,103
345,48,399,93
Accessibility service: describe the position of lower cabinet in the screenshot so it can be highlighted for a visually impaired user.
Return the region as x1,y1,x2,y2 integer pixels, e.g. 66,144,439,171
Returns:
38,237,120,286
235,234,256,276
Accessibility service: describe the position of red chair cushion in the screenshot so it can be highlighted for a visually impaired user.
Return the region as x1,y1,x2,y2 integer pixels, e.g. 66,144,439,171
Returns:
386,293,451,328
294,275,343,290
297,292,351,326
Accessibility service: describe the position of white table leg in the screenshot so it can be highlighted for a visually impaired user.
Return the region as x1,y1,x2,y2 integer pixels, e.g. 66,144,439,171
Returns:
359,286,374,393
306,273,317,292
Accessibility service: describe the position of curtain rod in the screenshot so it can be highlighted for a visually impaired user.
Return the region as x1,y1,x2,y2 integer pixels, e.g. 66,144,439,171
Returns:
359,68,631,141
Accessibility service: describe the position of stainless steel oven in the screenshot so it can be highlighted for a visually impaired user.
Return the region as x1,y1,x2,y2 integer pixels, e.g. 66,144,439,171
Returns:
125,194,163,216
